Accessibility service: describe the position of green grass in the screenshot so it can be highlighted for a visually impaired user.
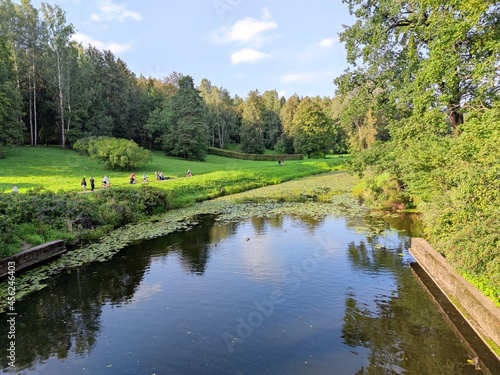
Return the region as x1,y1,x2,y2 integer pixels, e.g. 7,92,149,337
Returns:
0,146,348,195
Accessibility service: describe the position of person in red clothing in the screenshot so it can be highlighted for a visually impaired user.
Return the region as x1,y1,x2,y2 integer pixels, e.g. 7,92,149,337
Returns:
130,172,136,184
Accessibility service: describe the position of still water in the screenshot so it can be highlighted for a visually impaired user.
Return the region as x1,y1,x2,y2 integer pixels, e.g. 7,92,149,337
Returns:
0,214,490,374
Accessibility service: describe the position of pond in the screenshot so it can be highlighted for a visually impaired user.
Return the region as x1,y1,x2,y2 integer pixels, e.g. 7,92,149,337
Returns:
0,213,493,374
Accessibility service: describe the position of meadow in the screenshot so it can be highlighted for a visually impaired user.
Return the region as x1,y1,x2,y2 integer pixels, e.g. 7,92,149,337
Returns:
0,146,346,195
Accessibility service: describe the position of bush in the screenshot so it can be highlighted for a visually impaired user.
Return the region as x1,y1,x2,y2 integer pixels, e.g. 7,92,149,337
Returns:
73,136,152,170
0,185,174,255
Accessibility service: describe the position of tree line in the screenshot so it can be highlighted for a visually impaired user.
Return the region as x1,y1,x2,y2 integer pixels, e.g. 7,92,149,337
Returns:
0,0,348,160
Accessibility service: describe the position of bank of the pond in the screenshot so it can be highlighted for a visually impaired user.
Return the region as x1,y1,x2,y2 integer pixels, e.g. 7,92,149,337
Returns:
411,238,500,362
0,157,346,257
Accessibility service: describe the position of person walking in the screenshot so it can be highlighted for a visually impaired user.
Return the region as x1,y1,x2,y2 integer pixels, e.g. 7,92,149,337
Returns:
90,176,95,191
81,178,87,191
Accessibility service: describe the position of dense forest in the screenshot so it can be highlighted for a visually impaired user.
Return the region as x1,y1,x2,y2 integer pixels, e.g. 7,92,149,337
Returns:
0,0,347,161
0,0,499,302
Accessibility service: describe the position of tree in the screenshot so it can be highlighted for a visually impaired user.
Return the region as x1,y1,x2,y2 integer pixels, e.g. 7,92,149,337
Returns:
163,75,209,160
240,90,264,154
199,78,238,149
338,0,500,132
292,97,336,158
0,34,23,152
73,136,152,170
261,90,282,149
279,94,301,153
41,3,74,147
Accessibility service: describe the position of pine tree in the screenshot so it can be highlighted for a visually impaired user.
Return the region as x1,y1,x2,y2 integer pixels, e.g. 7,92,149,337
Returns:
163,76,209,160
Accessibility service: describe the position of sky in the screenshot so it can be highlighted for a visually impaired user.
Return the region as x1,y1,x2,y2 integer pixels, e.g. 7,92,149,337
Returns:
30,0,356,99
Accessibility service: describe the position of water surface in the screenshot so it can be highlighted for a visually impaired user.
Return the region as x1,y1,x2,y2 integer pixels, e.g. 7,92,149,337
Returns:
0,214,488,374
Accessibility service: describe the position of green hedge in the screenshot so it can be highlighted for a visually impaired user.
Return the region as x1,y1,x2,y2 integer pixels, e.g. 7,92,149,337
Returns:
208,147,304,161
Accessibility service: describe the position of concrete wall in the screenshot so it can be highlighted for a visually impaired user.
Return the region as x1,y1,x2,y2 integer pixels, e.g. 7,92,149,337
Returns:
410,237,500,351
0,240,67,278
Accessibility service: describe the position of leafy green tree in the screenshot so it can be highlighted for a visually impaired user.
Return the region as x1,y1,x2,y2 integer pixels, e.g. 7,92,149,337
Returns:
278,94,301,153
41,2,74,147
240,90,264,154
292,97,336,158
261,89,282,149
0,34,23,152
163,75,209,160
73,136,152,170
199,78,238,149
338,0,499,133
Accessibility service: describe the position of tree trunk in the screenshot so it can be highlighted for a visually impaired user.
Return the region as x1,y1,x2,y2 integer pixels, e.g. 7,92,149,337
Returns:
449,107,463,131
29,74,33,145
33,68,38,146
56,52,65,148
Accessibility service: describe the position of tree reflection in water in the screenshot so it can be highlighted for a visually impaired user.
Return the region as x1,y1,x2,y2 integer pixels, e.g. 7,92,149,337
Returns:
344,240,480,375
0,215,228,371
0,213,488,374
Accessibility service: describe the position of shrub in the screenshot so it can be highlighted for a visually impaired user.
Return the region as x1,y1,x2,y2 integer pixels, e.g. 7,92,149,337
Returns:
73,136,152,170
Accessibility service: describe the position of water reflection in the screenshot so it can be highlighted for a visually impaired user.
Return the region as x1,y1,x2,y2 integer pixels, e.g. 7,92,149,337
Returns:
344,240,480,375
0,215,225,371
0,213,492,375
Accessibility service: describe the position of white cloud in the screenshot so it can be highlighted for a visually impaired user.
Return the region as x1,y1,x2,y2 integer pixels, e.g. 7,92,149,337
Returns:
319,38,336,47
210,7,277,46
91,0,142,22
72,32,131,53
231,48,271,64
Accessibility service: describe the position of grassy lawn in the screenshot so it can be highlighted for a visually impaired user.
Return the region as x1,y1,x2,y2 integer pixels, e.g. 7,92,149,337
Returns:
0,146,348,194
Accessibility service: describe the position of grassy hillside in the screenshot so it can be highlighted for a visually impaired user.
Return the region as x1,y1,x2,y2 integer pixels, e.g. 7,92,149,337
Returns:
0,146,346,193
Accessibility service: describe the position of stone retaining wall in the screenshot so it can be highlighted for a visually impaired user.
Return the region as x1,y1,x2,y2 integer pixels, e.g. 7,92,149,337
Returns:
410,237,500,351
0,240,67,278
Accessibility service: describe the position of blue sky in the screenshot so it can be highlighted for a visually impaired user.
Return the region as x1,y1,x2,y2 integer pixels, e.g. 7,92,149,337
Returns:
31,0,355,99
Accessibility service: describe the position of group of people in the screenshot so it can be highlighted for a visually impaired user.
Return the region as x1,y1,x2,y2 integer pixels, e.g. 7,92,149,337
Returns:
129,172,148,184
154,171,167,180
80,169,193,191
80,176,107,191
81,177,97,191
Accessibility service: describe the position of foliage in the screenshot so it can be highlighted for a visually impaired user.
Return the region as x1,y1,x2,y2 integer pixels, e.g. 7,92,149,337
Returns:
420,103,500,304
292,98,337,158
0,185,173,255
261,89,283,149
0,35,23,146
339,0,500,304
240,90,265,154
162,76,209,160
73,136,152,170
199,79,238,149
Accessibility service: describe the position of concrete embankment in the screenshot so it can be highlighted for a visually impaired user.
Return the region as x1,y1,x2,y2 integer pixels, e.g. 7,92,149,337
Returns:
410,238,500,364
0,240,67,278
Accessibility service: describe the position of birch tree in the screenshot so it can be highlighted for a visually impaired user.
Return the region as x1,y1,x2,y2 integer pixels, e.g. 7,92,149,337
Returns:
41,3,74,147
